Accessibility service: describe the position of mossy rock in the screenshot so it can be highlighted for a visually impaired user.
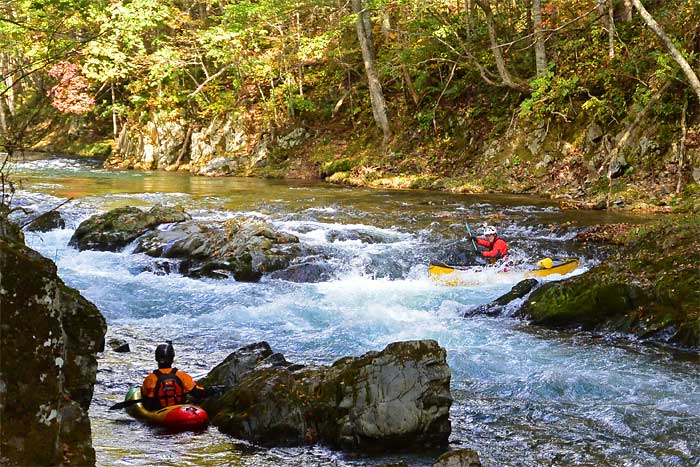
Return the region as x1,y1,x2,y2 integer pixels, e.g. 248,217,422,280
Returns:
517,213,700,348
69,205,190,251
321,158,355,177
1,223,106,466
25,211,66,232
521,274,642,328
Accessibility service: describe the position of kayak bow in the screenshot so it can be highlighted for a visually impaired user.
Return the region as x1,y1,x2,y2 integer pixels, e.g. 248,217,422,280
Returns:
123,387,208,431
524,257,579,278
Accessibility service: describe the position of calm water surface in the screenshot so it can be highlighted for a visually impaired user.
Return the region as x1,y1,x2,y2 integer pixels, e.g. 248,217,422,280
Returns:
10,155,700,467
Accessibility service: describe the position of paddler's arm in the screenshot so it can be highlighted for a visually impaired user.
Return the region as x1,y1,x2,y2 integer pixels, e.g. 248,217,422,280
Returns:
141,373,160,410
176,370,207,399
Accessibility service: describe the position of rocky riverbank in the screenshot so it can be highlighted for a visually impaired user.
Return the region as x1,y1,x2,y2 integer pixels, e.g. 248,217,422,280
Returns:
467,212,700,350
99,107,700,215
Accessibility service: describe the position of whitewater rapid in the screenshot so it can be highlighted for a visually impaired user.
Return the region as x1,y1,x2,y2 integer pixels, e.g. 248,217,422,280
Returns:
10,156,700,466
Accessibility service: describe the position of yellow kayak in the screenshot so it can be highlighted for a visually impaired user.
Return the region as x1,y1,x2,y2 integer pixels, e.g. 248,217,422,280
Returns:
524,257,580,278
428,258,579,285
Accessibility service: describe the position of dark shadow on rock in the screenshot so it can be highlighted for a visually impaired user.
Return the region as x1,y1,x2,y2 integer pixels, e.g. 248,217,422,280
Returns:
463,279,539,317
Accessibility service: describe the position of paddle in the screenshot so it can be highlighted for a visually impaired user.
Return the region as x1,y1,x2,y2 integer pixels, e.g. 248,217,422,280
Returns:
109,385,229,411
465,223,478,252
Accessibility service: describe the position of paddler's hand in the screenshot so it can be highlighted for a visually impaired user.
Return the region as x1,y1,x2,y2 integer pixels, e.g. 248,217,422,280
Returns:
202,385,228,397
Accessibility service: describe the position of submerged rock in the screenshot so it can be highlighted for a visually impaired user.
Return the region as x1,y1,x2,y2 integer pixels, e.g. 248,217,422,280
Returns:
134,218,300,281
69,205,190,251
464,279,539,317
200,340,452,452
432,449,482,467
268,261,334,283
107,337,131,353
25,210,66,232
0,211,107,466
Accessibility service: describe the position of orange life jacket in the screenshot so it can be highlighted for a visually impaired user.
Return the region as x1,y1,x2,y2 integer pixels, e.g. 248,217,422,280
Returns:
153,368,185,408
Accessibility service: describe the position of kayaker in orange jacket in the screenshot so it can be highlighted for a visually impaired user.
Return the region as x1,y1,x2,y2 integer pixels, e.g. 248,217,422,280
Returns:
141,341,205,410
470,225,509,264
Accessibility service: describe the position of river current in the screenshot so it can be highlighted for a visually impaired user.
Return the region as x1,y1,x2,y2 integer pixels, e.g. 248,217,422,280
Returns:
8,156,700,466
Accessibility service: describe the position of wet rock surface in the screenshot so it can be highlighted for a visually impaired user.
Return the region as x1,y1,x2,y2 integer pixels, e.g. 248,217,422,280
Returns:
25,210,66,232
517,214,700,349
463,279,539,317
69,205,190,251
199,340,452,452
134,217,301,281
432,449,482,467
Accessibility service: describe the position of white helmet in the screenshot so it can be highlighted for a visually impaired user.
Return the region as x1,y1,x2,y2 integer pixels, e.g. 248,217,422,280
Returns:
483,225,497,236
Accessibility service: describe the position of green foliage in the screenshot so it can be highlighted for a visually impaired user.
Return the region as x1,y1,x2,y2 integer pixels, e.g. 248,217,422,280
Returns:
3,0,700,189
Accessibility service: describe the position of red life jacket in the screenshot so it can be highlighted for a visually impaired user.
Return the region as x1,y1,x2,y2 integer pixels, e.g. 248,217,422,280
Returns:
153,368,185,408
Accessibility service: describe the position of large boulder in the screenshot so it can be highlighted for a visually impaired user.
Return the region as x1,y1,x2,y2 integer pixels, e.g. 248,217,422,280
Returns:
200,340,452,451
517,214,700,348
0,212,107,466
69,205,190,251
134,218,300,281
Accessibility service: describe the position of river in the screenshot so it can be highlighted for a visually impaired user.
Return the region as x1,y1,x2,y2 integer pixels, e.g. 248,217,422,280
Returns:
9,155,700,466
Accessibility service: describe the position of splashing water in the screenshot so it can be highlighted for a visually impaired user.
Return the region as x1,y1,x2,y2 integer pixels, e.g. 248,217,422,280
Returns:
11,156,700,467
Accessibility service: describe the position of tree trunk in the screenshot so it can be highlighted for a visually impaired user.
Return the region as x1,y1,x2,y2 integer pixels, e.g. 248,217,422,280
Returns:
474,0,528,92
351,0,392,146
629,0,700,103
533,0,547,76
174,125,192,169
111,82,118,138
598,0,616,59
607,0,616,59
0,99,7,138
676,94,687,193
464,0,472,38
622,0,633,21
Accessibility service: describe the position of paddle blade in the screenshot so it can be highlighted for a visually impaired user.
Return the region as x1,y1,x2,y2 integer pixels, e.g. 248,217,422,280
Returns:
109,398,143,410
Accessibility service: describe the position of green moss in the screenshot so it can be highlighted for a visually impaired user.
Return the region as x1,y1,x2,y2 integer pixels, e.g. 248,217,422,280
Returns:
80,140,114,158
321,158,355,177
521,213,700,348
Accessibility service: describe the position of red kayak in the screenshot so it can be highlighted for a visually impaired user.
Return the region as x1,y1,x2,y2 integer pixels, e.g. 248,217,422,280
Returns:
124,387,208,431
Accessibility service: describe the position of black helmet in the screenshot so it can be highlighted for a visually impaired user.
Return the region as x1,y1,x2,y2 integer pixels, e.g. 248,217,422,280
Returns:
155,341,175,366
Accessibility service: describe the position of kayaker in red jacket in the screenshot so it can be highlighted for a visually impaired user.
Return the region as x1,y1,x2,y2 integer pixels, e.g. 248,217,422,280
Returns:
470,225,509,264
141,341,205,410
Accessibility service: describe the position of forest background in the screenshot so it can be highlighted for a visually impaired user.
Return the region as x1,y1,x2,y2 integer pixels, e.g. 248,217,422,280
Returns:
2,0,699,211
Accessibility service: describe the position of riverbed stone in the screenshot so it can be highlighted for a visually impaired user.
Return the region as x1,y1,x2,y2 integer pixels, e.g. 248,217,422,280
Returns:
134,217,300,281
68,205,190,251
198,341,276,387
201,340,452,452
268,261,334,282
0,210,107,466
432,449,482,467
